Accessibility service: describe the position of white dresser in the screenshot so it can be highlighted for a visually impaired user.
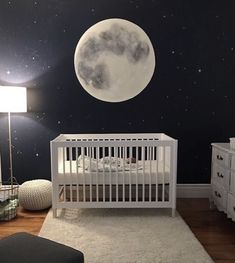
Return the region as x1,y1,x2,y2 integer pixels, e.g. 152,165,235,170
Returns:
211,143,235,221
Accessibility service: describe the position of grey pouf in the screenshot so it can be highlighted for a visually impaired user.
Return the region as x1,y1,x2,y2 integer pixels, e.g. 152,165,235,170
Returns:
0,232,84,263
19,179,52,210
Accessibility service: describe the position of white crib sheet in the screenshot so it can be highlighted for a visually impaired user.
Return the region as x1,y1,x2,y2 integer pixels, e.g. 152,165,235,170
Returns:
56,160,170,185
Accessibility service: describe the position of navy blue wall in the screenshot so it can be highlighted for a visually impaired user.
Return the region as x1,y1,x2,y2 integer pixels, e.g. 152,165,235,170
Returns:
0,0,235,184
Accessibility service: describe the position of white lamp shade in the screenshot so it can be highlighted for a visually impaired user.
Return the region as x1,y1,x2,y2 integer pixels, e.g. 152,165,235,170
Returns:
0,86,27,112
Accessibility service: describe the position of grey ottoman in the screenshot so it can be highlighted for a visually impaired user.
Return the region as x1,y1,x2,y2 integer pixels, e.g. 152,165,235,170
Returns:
0,232,84,263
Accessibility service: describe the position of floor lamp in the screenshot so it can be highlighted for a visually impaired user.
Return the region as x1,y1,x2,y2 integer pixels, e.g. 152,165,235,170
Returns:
0,86,27,188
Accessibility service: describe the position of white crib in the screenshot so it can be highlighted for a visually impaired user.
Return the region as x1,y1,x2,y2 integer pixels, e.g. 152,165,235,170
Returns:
50,133,177,217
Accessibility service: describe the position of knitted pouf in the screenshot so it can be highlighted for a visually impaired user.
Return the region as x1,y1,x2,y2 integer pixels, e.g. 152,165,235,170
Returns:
19,179,52,210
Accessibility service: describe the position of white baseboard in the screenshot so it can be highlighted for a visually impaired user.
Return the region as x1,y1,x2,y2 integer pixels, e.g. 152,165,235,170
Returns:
176,184,211,198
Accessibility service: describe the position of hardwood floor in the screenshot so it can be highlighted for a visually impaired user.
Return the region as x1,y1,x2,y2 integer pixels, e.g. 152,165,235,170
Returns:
177,199,235,263
1,199,235,262
0,207,48,239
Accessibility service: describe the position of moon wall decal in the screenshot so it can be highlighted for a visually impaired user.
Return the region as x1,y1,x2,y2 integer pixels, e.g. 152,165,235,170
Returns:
74,18,156,102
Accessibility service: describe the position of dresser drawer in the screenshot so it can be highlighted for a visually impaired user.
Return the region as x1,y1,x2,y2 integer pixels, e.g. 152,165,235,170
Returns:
212,147,230,168
211,183,227,211
211,163,230,190
227,194,235,221
230,171,235,195
231,155,235,171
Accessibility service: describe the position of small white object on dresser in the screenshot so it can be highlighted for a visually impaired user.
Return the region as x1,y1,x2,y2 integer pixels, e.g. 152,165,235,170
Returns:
211,143,235,221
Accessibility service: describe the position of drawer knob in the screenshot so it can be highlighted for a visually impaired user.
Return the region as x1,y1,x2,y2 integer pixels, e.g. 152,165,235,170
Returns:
217,172,224,178
216,155,224,161
214,191,221,198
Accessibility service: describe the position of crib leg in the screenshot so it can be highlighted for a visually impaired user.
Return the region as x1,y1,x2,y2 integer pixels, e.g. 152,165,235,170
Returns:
171,208,176,217
52,208,57,218
209,195,215,210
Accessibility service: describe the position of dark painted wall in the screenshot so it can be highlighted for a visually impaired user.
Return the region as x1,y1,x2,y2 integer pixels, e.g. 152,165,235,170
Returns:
0,0,235,184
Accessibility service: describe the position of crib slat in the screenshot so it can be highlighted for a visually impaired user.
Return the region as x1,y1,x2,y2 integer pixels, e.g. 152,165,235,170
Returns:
115,147,118,202
92,147,94,201
102,147,105,202
147,146,149,201
162,146,165,202
89,147,92,202
122,147,125,202
129,147,132,202
155,147,158,202
96,147,99,202
109,146,112,202
142,146,145,202
76,147,79,203
63,147,66,202
69,147,73,202
136,147,138,202
82,147,85,202
119,146,122,201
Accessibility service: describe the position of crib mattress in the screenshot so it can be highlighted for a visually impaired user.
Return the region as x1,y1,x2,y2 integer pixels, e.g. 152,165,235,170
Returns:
55,160,171,185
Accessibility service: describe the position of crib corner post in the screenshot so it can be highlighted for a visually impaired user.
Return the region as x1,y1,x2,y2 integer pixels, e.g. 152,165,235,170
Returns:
52,208,57,218
209,192,215,210
171,208,176,217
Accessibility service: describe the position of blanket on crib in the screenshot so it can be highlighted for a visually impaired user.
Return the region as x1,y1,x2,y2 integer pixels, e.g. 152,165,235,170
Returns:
77,155,142,172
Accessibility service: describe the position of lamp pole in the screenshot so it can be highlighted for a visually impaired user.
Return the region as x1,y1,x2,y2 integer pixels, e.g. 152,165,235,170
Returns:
8,112,13,189
0,86,27,190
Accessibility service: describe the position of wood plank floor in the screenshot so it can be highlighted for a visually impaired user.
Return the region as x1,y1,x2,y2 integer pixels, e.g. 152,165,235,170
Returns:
0,207,48,239
1,198,235,262
177,199,235,263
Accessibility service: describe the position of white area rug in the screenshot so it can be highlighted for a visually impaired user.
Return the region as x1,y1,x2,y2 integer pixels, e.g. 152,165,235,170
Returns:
39,209,214,263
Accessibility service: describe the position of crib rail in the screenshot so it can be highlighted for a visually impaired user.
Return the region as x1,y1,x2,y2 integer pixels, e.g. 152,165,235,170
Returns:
52,133,174,142
50,134,177,217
